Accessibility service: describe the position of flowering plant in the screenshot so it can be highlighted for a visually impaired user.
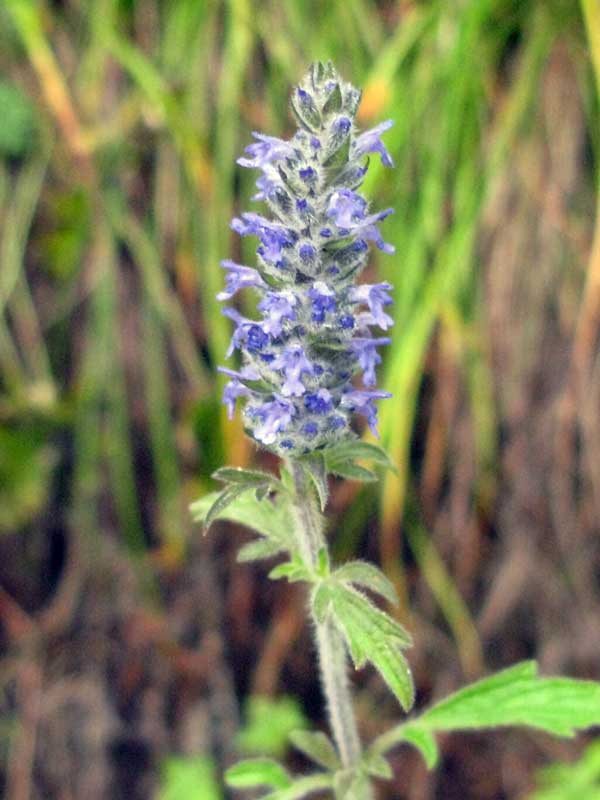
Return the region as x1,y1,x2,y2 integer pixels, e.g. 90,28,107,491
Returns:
192,62,600,800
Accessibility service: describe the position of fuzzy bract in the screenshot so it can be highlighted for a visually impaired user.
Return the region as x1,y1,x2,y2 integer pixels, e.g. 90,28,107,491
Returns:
218,61,396,454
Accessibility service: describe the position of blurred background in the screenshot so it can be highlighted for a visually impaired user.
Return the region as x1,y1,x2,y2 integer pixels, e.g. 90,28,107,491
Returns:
1,0,599,798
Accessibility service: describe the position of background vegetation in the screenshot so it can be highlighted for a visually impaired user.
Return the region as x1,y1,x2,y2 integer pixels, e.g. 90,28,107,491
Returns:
1,0,599,797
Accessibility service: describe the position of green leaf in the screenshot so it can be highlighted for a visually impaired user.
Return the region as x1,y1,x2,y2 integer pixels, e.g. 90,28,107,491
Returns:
325,441,395,471
418,661,600,736
327,461,378,483
212,467,281,489
237,538,287,563
159,756,222,800
289,729,340,770
316,546,330,578
334,561,398,606
361,751,393,780
396,725,438,769
374,662,600,769
237,696,308,759
300,453,328,511
190,490,294,549
225,758,291,790
329,584,414,711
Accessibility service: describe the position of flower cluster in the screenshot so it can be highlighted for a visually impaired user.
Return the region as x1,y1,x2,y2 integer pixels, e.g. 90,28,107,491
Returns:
218,61,396,455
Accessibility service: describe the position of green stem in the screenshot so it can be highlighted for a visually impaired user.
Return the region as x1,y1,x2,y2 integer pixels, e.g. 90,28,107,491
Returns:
289,461,369,791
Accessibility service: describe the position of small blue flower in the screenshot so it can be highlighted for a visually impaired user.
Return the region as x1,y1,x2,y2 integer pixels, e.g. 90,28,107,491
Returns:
237,132,294,169
355,120,395,167
349,282,394,329
248,397,295,444
341,389,392,436
217,260,266,301
350,338,391,387
272,345,314,397
258,291,297,337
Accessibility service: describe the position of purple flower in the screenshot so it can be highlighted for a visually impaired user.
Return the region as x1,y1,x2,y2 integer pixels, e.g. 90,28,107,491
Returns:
258,291,297,336
341,389,392,436
308,282,337,322
326,190,394,253
349,283,394,329
248,397,295,445
217,260,266,301
355,120,394,167
304,388,333,414
272,345,313,396
326,189,367,228
350,337,391,386
231,213,295,264
222,380,251,419
237,132,294,169
223,308,269,356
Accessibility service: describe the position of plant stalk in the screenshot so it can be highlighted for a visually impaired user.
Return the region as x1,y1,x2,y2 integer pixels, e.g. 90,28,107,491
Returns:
290,461,371,794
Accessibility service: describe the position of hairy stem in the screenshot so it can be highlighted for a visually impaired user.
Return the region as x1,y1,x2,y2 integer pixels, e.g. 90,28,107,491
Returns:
290,461,370,792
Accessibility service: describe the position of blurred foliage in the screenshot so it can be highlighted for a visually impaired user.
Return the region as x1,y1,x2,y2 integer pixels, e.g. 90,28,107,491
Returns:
532,740,600,800
0,425,55,533
159,755,222,800
0,79,36,158
236,695,308,758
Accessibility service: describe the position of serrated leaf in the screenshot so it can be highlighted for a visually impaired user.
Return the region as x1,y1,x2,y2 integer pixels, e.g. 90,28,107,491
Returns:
300,453,328,511
289,730,340,770
261,773,334,800
212,467,281,489
322,83,343,114
190,490,294,549
201,485,254,534
225,758,291,790
330,584,414,711
334,561,398,606
311,583,333,624
373,661,600,768
237,538,287,563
